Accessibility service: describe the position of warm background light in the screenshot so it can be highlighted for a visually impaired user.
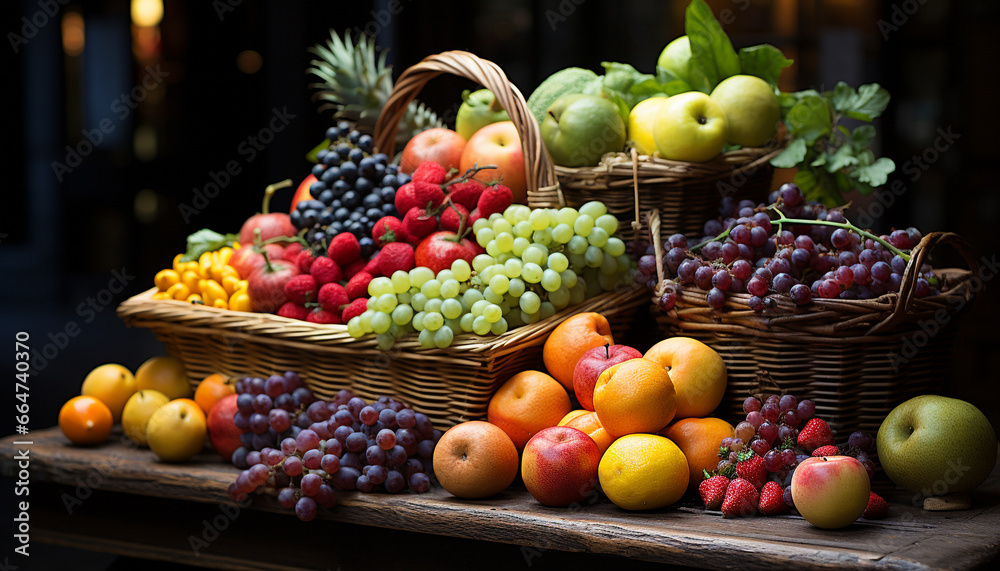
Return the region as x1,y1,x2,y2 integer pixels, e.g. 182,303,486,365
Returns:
131,0,163,28
61,11,85,57
236,50,263,74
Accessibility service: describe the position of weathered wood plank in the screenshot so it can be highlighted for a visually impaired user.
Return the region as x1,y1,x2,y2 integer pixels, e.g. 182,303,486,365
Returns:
4,428,999,570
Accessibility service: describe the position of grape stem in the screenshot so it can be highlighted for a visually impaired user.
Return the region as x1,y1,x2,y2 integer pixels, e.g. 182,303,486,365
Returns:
688,206,911,262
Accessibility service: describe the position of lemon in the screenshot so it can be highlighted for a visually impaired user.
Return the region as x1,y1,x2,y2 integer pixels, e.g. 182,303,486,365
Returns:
81,363,136,422
598,434,689,510
121,390,170,446
628,97,669,156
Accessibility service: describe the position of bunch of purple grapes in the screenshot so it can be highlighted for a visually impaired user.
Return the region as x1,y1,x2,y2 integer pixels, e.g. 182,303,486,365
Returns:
231,371,312,463
228,385,440,522
637,183,941,312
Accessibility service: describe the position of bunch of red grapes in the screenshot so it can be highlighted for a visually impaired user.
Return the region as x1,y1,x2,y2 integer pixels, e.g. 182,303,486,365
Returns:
638,183,941,311
228,377,440,522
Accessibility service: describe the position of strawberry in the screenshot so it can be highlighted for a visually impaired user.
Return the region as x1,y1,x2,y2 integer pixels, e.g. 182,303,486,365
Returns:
378,242,416,275
372,216,408,246
327,233,361,266
412,161,447,184
341,297,369,323
276,302,310,321
283,242,304,261
811,445,839,457
698,475,730,511
343,258,367,280
395,181,445,214
283,274,318,304
440,203,469,233
305,307,341,324
345,271,373,300
476,183,513,216
402,206,439,242
296,251,317,274
467,207,485,227
758,481,789,515
735,452,768,490
309,256,343,286
318,283,350,314
447,179,486,211
721,478,759,518
862,492,888,519
797,418,834,452
362,253,382,277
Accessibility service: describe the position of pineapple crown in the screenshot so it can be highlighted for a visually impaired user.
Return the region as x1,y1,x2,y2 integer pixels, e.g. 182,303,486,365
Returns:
307,30,443,148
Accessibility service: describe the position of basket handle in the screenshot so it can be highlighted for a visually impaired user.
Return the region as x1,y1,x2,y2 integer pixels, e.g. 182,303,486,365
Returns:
870,231,980,334
372,50,558,193
630,148,642,233
649,208,665,285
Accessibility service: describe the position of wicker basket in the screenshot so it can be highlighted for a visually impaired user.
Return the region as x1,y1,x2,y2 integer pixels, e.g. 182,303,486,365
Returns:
528,137,786,244
118,51,647,429
646,209,979,438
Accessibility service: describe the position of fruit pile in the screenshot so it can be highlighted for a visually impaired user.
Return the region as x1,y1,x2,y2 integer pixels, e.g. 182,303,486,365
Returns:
638,183,943,311
291,122,407,251
152,249,250,311
227,374,439,521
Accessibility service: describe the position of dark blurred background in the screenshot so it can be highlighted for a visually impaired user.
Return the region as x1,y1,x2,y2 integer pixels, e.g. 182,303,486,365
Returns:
1,0,999,567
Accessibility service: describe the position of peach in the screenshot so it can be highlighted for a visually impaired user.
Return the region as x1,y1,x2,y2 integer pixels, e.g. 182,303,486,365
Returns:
791,456,871,529
522,426,601,506
543,312,614,390
432,421,519,499
644,337,727,419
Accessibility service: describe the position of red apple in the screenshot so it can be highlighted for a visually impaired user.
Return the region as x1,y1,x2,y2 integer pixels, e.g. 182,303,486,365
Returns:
247,253,299,313
791,455,871,529
459,121,527,205
573,344,642,411
207,393,241,461
521,426,601,506
289,173,316,213
415,231,483,274
231,243,286,279
239,181,298,246
400,128,466,175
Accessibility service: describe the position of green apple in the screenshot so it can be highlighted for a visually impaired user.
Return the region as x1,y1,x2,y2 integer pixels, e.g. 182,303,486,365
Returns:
710,75,780,147
877,395,997,496
657,36,691,83
456,89,510,141
627,97,669,156
541,94,626,167
653,92,728,162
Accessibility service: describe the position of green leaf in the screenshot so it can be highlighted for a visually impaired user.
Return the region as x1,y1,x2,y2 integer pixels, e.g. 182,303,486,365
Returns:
825,144,859,173
830,82,857,113
770,138,807,168
632,77,689,100
829,82,890,119
853,157,896,187
784,95,832,143
685,0,741,93
810,153,827,168
738,44,793,88
306,139,331,164
851,125,876,147
181,229,239,263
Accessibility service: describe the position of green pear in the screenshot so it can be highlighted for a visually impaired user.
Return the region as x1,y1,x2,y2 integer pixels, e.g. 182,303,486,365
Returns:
657,36,691,83
877,395,997,496
710,75,780,147
456,89,510,141
541,94,626,167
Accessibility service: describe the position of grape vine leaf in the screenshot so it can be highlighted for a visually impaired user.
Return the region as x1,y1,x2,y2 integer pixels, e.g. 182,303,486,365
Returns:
685,0,741,93
738,45,793,88
770,138,807,168
853,157,896,187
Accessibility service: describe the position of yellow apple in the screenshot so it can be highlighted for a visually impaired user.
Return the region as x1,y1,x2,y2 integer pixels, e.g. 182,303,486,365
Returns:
643,337,727,419
710,75,781,147
653,92,728,162
121,389,170,446
146,398,207,462
135,355,192,400
81,363,136,422
628,97,669,156
791,456,871,529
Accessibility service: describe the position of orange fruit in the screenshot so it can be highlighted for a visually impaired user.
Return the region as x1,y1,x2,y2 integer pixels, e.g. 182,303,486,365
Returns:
432,421,519,499
487,371,571,451
542,312,614,390
564,411,615,455
644,337,727,419
592,358,676,438
660,417,735,488
80,363,136,422
59,396,113,445
598,434,689,510
557,409,589,426
194,374,235,415
135,356,192,400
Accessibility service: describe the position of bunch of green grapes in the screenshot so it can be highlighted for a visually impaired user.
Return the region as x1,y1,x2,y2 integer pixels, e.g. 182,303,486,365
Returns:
345,201,635,349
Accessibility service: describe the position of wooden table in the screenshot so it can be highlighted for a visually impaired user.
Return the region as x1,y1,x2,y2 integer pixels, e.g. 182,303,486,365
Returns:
4,428,1000,570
